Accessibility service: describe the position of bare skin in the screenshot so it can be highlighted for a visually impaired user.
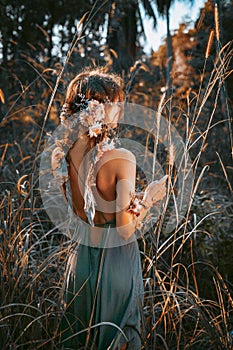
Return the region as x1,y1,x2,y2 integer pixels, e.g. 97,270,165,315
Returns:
68,135,167,240
68,138,136,232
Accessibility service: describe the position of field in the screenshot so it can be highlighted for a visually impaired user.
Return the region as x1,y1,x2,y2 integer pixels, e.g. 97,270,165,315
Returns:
0,1,233,349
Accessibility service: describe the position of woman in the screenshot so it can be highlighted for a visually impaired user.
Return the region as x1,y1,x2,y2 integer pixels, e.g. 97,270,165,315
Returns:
51,67,167,349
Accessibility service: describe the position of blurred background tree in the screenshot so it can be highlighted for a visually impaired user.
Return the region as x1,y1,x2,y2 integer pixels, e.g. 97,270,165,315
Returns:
0,0,198,104
0,0,232,185
155,0,194,97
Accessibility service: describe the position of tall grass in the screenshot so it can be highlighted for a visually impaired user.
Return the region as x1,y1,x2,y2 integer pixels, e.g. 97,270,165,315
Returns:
0,11,233,350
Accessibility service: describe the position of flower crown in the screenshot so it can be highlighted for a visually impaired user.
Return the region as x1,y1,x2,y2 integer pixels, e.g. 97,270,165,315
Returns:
79,99,105,138
60,96,109,139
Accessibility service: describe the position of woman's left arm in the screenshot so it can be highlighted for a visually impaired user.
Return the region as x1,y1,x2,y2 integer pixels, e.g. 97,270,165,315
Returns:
114,149,150,239
114,149,167,239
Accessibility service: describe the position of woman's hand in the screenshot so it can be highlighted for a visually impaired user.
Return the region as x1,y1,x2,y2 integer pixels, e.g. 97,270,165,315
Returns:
141,175,168,208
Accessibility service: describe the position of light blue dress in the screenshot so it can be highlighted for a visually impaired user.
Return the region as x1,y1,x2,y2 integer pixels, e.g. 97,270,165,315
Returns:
60,220,144,349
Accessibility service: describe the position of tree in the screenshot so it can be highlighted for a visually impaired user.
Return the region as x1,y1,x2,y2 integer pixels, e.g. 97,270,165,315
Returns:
155,0,194,97
106,0,157,73
0,0,93,107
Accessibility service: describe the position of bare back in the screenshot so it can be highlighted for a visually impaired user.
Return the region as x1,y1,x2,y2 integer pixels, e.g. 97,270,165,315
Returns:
68,136,136,229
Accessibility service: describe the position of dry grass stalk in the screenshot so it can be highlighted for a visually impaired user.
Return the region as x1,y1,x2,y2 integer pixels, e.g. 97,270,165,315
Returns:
167,143,176,167
214,3,220,42
205,29,215,59
0,88,5,103
216,152,233,192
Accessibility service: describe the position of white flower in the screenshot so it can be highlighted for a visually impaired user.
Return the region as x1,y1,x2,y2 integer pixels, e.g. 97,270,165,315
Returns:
95,105,105,122
88,122,102,138
88,100,105,122
127,195,143,217
79,110,91,127
78,100,106,135
100,138,115,152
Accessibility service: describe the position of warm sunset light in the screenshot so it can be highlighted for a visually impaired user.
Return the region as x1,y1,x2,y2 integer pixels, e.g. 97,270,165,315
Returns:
0,1,232,348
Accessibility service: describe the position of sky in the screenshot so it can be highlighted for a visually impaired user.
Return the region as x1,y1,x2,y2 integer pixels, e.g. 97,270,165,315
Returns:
142,0,206,53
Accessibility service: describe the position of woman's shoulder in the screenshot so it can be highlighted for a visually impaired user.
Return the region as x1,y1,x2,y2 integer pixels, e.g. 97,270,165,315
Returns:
112,147,135,159
103,147,136,162
97,148,135,172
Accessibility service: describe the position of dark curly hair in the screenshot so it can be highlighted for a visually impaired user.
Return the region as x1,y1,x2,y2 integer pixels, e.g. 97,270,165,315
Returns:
64,67,125,117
